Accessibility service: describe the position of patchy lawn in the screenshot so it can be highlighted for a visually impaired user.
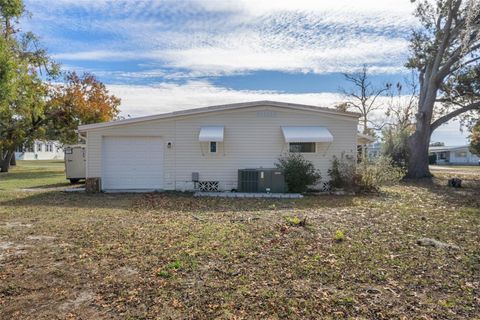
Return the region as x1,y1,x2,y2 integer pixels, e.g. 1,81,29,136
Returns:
0,162,479,319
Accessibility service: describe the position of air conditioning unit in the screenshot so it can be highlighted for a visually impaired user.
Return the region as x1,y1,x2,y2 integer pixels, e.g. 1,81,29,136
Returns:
237,168,286,193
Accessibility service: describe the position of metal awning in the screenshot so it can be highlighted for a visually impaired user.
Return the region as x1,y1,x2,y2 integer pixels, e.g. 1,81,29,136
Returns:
281,126,333,143
198,126,224,142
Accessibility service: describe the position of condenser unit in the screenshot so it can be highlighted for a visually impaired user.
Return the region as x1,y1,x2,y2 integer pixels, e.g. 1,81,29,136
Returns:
237,168,286,193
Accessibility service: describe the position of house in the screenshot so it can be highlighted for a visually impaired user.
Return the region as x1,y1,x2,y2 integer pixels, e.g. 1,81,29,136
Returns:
429,145,480,165
78,101,362,192
15,140,64,160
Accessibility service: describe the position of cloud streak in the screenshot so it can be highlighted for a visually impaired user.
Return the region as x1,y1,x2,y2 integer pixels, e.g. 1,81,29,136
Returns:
25,0,417,78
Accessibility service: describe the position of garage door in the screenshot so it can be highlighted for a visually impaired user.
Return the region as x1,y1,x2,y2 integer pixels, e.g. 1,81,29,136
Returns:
102,136,164,190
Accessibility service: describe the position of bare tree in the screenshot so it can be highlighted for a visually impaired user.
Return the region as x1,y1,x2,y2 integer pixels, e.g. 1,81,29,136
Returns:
406,0,480,178
384,73,418,130
339,65,392,134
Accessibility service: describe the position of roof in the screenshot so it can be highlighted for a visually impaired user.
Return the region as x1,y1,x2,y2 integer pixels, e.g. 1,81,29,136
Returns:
357,133,376,144
78,100,361,132
429,145,470,152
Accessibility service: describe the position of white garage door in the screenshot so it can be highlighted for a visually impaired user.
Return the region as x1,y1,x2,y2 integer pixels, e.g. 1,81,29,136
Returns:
102,136,164,190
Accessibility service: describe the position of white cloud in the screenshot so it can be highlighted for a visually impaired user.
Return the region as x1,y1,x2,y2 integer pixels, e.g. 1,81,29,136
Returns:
25,0,417,77
106,81,468,145
106,80,344,117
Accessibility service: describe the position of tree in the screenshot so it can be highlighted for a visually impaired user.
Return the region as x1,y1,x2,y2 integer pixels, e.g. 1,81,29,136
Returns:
0,0,59,172
381,76,418,167
46,72,121,144
338,65,392,134
470,119,480,155
406,0,480,178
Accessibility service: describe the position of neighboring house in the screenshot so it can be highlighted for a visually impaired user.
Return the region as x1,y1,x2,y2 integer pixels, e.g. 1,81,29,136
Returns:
15,140,64,160
357,133,376,160
78,101,362,192
429,145,480,165
366,141,382,159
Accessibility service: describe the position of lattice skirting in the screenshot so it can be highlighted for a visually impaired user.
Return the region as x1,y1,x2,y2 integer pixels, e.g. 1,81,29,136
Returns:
197,181,219,192
318,181,331,192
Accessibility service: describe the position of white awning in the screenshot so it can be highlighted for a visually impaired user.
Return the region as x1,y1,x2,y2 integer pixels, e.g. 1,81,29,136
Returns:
281,126,333,143
199,126,224,142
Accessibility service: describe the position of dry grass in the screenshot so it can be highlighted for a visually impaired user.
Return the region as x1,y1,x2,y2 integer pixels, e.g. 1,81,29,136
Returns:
0,162,479,319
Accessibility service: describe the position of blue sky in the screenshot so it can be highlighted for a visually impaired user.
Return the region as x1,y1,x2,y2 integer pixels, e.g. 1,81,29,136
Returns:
21,0,469,145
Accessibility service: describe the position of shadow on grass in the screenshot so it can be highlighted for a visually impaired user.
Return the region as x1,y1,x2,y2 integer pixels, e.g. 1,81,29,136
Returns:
402,176,480,208
0,190,359,212
0,170,64,181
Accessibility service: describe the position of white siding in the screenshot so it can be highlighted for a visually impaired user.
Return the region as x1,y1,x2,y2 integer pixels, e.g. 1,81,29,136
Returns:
86,105,358,191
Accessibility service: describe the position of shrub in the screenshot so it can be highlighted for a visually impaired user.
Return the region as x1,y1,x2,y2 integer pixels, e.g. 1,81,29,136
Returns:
357,156,405,192
381,126,412,168
276,153,321,193
334,230,345,242
329,154,404,193
328,153,357,190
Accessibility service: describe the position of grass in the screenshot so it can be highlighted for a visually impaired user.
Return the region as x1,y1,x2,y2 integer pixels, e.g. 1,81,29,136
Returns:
0,162,479,319
0,160,68,190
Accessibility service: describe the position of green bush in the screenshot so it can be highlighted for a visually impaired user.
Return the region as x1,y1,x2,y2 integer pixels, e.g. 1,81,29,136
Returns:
381,126,412,168
357,156,405,192
276,153,321,193
334,230,345,242
328,153,357,190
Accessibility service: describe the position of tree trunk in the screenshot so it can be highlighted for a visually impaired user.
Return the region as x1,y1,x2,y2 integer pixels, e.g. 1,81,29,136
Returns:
10,153,16,166
0,150,14,173
407,84,437,178
407,126,432,179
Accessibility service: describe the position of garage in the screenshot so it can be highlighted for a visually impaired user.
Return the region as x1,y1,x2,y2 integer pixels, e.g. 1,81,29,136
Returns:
101,136,164,190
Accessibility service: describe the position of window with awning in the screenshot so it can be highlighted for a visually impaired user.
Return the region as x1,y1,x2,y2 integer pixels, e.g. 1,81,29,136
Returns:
281,126,333,143
198,126,224,142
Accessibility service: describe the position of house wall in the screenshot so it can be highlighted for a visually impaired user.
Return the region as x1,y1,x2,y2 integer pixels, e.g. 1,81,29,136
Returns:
449,149,480,164
85,105,358,191
431,148,480,165
15,141,64,160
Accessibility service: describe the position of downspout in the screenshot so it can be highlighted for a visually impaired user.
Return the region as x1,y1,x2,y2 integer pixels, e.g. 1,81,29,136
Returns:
77,131,87,143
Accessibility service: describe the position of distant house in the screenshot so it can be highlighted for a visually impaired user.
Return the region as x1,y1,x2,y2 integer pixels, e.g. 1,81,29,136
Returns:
429,145,479,165
15,140,64,160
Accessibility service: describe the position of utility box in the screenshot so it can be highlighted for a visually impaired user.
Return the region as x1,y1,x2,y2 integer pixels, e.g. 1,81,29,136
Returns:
65,145,86,183
238,168,286,193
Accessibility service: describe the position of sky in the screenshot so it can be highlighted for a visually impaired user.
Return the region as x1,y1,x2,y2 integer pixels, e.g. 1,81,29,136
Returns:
21,0,470,145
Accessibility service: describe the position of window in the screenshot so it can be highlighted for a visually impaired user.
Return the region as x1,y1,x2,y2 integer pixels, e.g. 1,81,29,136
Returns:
455,151,467,158
15,145,24,152
210,141,217,153
36,143,43,152
289,142,315,153
46,144,53,152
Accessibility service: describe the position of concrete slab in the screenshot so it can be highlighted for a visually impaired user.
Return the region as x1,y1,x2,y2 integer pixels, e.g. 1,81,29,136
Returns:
194,192,303,199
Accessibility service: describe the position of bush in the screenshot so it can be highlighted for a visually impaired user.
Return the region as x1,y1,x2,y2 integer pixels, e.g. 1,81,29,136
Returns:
381,126,412,168
276,153,321,193
357,156,405,192
328,153,357,190
329,154,404,192
334,230,345,242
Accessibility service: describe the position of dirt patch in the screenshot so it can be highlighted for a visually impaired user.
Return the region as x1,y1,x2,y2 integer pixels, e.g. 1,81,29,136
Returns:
59,290,95,312
26,235,56,241
1,222,32,228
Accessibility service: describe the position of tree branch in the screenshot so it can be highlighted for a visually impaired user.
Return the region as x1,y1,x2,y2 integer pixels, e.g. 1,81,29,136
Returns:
430,100,480,131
